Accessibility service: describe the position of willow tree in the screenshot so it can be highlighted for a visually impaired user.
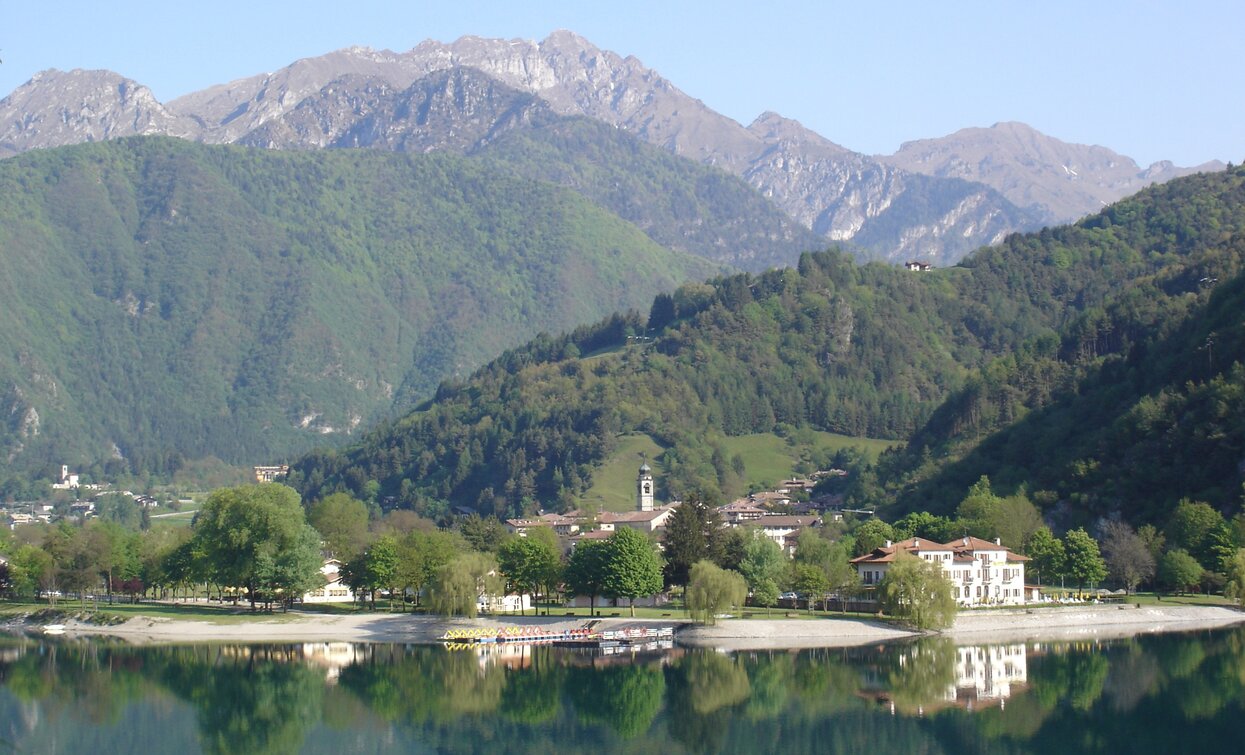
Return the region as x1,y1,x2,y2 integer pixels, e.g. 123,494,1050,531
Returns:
429,552,502,617
686,560,747,625
878,552,956,630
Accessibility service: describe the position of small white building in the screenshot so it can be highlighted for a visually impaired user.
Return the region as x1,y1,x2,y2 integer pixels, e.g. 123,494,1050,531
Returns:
851,536,1028,606
301,559,356,604
748,515,820,552
479,593,532,613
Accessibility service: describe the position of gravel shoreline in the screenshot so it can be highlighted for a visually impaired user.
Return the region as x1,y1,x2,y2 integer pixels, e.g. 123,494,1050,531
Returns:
5,604,1242,649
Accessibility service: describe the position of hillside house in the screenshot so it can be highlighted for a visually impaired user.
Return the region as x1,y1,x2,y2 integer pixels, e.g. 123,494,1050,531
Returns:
253,465,289,483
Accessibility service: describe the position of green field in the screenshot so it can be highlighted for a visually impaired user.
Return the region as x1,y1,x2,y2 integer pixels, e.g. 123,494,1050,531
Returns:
719,431,897,484
576,431,898,513
576,435,666,513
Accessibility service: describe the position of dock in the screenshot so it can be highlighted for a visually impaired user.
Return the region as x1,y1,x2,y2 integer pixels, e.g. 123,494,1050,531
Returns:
440,623,676,649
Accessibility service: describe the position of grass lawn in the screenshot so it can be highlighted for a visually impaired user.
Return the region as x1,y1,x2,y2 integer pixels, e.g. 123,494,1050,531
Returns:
577,434,666,512
0,599,325,624
1126,592,1238,607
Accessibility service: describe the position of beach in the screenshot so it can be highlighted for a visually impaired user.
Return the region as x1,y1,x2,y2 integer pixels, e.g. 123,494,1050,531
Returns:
6,603,1243,648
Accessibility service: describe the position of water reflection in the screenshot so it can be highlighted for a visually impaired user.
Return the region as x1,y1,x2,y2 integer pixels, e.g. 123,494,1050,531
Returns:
0,628,1243,754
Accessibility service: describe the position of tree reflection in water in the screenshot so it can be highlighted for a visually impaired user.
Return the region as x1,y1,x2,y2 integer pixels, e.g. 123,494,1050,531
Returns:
0,627,1243,753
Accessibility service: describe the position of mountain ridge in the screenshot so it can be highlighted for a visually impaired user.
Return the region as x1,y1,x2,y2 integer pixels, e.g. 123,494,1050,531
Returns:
3,32,1218,265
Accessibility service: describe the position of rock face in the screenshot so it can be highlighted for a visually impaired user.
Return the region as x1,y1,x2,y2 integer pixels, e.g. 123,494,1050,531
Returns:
236,67,550,153
0,69,196,158
0,32,1217,264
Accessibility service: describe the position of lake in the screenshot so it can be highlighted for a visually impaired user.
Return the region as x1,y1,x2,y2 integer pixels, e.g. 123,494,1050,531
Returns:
1,626,1243,753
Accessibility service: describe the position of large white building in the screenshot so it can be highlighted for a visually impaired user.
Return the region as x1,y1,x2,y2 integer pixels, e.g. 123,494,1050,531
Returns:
851,536,1029,606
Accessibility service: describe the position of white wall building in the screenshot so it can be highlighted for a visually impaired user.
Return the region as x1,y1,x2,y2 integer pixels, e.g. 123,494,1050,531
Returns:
301,559,356,604
851,536,1028,606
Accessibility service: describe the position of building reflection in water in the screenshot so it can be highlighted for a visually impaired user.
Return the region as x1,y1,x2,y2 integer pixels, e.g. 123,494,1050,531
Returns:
952,644,1028,709
875,642,1030,716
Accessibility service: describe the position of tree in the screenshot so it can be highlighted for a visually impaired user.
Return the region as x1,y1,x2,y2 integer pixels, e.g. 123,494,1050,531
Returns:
1026,527,1065,586
1158,549,1204,594
892,511,957,543
877,552,957,630
600,528,664,617
661,497,723,587
1062,528,1107,592
737,531,785,613
260,524,324,610
309,493,371,560
95,493,144,531
686,560,747,625
343,535,400,610
498,531,561,615
458,514,509,552
190,484,321,609
12,544,55,601
565,540,610,615
792,529,858,609
1223,549,1245,605
993,494,1046,553
851,518,896,556
395,529,463,609
789,563,830,612
954,478,1043,551
429,552,501,617
1100,521,1156,594
1166,499,1230,570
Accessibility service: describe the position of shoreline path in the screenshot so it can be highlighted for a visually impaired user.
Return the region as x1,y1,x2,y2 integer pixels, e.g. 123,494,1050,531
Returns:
6,604,1243,649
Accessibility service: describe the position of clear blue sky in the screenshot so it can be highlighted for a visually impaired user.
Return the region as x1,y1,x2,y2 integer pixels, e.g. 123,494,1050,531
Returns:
3,1,1241,166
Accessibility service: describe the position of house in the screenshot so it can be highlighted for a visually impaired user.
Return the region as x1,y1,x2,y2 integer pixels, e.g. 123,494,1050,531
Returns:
253,465,289,483
599,507,677,533
747,515,820,552
718,499,768,524
905,260,933,272
504,513,582,537
851,536,1028,606
301,559,356,604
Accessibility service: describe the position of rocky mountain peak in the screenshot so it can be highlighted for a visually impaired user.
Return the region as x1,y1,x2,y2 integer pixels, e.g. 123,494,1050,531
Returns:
882,121,1224,223
0,69,194,157
748,111,853,158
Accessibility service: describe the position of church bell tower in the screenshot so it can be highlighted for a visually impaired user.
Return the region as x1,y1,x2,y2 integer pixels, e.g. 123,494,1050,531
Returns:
637,462,654,512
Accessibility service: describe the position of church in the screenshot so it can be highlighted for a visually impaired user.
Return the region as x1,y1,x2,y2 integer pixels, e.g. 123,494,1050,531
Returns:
593,461,679,532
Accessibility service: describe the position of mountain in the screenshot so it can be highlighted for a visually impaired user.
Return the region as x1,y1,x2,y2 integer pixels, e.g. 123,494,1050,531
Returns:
4,32,1213,265
0,69,197,158
293,166,1245,528
883,121,1226,224
231,66,824,271
878,165,1245,527
0,137,721,474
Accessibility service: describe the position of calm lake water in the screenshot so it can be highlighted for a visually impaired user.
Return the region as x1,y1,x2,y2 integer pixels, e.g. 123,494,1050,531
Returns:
2,626,1244,754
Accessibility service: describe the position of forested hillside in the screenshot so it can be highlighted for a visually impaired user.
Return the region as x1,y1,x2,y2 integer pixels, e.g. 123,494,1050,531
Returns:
0,137,722,476
880,165,1245,526
294,166,1245,528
